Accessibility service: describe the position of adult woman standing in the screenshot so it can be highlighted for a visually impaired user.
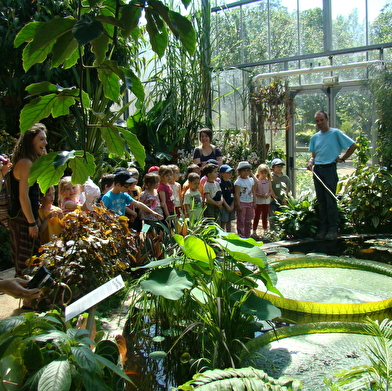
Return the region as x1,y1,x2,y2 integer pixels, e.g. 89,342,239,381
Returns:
8,123,48,275
193,128,223,167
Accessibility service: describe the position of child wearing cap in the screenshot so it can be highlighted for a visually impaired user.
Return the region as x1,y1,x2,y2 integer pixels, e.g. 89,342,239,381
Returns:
102,170,163,219
234,161,256,238
219,164,235,232
270,158,291,228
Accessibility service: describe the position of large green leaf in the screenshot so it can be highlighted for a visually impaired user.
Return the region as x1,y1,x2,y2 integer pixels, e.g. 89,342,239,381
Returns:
173,234,216,263
71,346,102,374
29,152,65,194
0,355,23,390
140,267,193,300
91,34,109,66
14,21,42,47
38,359,72,391
168,11,195,55
26,81,58,96
0,316,26,335
20,95,56,133
68,151,96,186
121,128,146,168
51,30,79,68
145,8,168,58
94,15,124,29
94,354,132,381
214,237,267,268
22,39,55,72
231,290,281,321
120,3,142,38
101,126,127,158
51,95,76,118
25,17,76,71
72,19,104,46
97,66,121,102
121,68,145,102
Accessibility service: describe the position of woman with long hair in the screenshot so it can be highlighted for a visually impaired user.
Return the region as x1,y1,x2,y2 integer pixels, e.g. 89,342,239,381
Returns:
193,128,223,168
8,123,48,275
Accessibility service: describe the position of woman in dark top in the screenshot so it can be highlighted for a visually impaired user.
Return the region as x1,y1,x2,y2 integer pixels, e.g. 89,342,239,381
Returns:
193,128,223,168
8,123,48,275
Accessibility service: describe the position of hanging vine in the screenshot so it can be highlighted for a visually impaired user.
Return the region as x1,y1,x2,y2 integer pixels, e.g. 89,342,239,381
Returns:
249,78,293,162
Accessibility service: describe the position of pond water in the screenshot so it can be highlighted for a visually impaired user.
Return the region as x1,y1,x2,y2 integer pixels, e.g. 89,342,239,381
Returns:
243,332,376,391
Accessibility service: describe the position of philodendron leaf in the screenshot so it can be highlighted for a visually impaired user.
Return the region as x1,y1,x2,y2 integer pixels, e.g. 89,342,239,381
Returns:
120,4,142,38
26,81,58,96
140,268,193,300
51,30,78,68
100,126,127,158
145,8,168,58
68,151,96,186
132,257,178,271
173,234,216,263
20,94,56,133
28,152,68,193
38,358,72,391
121,128,146,168
168,11,195,55
72,19,104,46
97,64,121,102
121,67,145,102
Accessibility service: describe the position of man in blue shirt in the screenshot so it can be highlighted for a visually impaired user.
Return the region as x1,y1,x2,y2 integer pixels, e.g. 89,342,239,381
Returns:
307,111,357,241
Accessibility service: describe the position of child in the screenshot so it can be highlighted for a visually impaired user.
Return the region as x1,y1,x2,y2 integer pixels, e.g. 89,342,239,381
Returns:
203,163,223,224
127,167,142,232
58,176,83,214
38,186,64,244
102,170,163,219
270,158,291,228
139,173,164,223
219,164,235,232
253,164,275,238
234,161,255,238
181,164,201,197
168,164,182,216
157,165,175,219
97,173,115,202
183,173,203,220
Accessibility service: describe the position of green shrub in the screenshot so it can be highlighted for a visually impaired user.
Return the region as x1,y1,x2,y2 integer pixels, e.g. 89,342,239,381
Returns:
339,166,392,232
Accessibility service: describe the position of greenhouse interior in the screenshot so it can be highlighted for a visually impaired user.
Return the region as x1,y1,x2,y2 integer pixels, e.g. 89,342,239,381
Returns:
0,0,392,390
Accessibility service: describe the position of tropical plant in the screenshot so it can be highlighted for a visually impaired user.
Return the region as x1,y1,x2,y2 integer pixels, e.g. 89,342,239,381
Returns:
326,318,392,391
0,311,131,391
26,206,141,310
127,226,281,374
11,0,196,192
370,65,392,169
339,166,392,232
273,192,319,239
177,367,302,390
249,78,293,163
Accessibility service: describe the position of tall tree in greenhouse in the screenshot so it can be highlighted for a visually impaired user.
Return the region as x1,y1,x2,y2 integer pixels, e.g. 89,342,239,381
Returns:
3,0,196,190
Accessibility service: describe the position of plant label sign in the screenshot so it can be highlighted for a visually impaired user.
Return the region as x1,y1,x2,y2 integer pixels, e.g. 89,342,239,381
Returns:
64,275,125,322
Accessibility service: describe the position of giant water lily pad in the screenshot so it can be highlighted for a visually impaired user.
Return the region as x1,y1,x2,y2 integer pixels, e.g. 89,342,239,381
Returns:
256,256,392,315
243,322,374,391
140,267,193,300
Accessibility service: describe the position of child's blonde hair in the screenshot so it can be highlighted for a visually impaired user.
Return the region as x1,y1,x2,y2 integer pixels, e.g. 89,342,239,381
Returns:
158,165,173,178
58,176,80,205
256,164,272,181
168,164,179,174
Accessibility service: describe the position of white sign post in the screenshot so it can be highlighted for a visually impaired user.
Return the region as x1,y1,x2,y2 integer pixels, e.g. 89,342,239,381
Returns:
64,275,125,323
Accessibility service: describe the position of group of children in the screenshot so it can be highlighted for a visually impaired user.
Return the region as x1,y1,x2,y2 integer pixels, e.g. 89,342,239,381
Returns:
37,158,291,244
